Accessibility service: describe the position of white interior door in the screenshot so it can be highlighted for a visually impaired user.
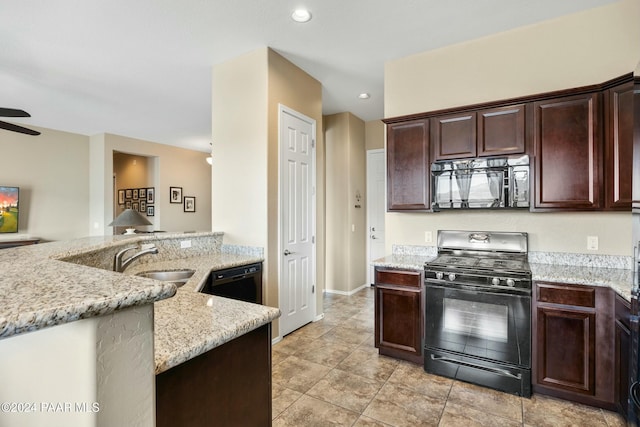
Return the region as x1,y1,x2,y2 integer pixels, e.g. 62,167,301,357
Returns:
279,105,316,337
367,149,386,285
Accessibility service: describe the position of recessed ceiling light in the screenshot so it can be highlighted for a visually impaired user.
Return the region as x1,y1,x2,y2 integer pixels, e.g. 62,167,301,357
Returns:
358,93,371,99
291,9,312,23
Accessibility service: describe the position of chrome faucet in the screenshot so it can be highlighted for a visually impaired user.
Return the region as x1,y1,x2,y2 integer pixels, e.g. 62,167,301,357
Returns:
113,245,159,272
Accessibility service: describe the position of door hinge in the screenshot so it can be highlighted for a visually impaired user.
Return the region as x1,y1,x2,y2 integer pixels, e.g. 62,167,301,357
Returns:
312,285,315,293
312,139,315,148
312,236,315,244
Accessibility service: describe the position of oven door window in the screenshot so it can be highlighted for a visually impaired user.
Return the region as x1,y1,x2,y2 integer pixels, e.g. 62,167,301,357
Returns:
425,284,530,367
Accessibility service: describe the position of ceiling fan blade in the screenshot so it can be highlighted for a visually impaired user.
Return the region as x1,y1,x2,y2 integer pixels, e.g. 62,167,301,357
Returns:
0,120,41,136
0,108,31,118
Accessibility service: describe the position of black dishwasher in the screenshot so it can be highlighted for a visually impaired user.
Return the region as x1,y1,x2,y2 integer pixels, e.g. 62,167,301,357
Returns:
200,263,263,304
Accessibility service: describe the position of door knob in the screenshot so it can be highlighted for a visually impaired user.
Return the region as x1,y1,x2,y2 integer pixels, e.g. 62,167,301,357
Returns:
371,235,377,239
284,249,293,256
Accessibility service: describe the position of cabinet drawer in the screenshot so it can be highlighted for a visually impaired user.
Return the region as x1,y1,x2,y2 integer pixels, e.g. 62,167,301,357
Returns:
615,293,631,329
375,269,422,288
536,282,595,308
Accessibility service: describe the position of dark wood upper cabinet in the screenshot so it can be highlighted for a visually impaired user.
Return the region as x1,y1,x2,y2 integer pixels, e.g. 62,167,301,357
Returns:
432,112,476,160
604,82,634,210
386,119,430,211
633,79,640,207
533,92,603,210
478,104,527,157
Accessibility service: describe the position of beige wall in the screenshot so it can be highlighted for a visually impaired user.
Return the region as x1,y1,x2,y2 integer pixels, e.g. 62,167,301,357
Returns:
0,125,90,241
325,113,367,293
212,48,324,337
365,120,385,151
384,0,640,256
113,153,154,233
90,133,212,235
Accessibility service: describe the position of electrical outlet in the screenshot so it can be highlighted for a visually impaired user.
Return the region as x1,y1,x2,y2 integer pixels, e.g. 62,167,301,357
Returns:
425,231,433,243
180,240,192,249
587,236,599,251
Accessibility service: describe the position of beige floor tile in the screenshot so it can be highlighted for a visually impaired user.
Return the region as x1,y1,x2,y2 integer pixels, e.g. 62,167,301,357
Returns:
439,401,522,427
293,338,355,368
307,368,385,413
320,325,372,346
387,361,453,400
272,384,303,419
273,394,359,427
352,415,393,426
523,393,609,427
273,334,315,355
363,383,446,427
272,348,289,365
447,380,523,422
288,319,336,340
272,355,331,393
337,348,400,382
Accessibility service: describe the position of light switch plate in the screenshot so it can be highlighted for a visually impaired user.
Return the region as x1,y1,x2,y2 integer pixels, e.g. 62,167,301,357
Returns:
425,231,433,243
587,236,598,251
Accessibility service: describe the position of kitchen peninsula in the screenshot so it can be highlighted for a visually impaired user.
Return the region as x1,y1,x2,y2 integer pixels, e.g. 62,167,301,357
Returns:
0,232,280,427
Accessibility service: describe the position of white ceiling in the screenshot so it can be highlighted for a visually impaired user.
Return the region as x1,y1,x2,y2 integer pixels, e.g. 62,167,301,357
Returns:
1,0,617,152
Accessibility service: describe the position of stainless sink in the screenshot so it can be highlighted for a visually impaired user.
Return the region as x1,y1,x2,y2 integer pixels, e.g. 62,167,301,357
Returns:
136,269,195,287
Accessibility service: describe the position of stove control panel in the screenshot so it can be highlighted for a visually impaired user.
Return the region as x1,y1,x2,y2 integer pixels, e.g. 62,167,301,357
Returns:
425,269,531,292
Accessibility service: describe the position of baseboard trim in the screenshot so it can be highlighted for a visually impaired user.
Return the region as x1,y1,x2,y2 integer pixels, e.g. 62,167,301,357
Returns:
324,283,369,296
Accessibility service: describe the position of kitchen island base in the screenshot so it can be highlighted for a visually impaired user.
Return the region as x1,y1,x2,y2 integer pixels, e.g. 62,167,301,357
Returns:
156,323,272,427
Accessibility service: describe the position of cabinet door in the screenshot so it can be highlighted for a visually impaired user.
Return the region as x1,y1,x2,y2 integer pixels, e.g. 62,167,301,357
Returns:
615,295,631,419
533,93,602,210
374,285,422,359
605,83,634,210
536,306,596,395
477,104,526,157
386,119,430,210
632,82,640,207
432,112,476,160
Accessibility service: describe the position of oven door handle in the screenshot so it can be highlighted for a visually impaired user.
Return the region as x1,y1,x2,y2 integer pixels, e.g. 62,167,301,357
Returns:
430,354,522,380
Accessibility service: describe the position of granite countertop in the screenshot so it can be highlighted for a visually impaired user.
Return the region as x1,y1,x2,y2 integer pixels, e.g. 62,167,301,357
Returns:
373,252,634,301
124,254,281,374
530,263,634,302
0,233,281,375
0,235,177,339
372,253,436,270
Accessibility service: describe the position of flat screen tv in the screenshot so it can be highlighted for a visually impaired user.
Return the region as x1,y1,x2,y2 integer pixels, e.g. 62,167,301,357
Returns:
0,186,19,233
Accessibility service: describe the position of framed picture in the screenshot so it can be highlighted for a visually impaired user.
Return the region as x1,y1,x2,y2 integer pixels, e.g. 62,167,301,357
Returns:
140,201,146,212
133,189,139,200
139,188,146,199
146,187,155,204
170,187,182,204
118,190,125,205
147,206,155,216
125,200,132,209
184,196,196,212
132,202,139,212
125,189,132,199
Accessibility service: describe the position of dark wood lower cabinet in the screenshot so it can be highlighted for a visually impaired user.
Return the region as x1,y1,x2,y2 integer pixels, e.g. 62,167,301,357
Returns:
374,268,423,364
533,282,615,411
156,324,272,427
615,294,631,420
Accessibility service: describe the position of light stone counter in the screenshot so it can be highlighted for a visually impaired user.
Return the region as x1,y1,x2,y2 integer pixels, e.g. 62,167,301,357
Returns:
530,263,634,302
372,253,435,271
124,253,281,374
0,235,177,339
0,232,281,374
372,246,634,302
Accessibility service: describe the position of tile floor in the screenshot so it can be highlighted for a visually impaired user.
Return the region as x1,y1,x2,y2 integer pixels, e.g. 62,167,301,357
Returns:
271,286,628,427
